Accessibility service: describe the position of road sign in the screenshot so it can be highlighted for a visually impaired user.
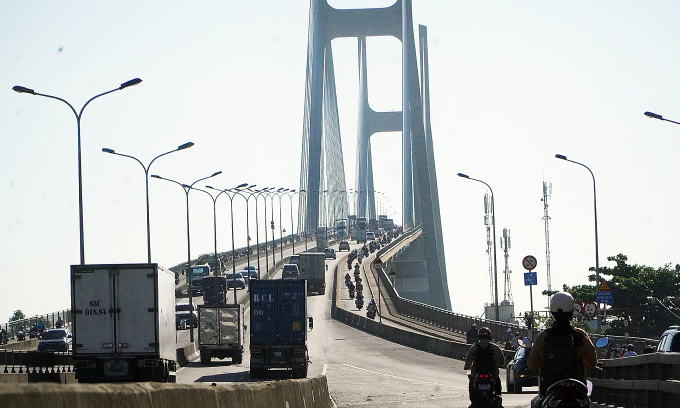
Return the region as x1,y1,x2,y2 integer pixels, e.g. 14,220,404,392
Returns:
597,291,613,304
374,257,382,270
522,255,537,271
574,301,584,315
389,268,396,276
524,271,538,286
583,301,598,317
598,280,610,291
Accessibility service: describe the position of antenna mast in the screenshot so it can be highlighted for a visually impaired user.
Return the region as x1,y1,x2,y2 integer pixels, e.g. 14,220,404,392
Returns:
484,193,495,304
542,181,552,292
500,228,513,303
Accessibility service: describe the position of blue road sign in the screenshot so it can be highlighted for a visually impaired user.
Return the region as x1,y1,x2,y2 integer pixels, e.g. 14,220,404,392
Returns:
597,291,613,304
524,272,537,286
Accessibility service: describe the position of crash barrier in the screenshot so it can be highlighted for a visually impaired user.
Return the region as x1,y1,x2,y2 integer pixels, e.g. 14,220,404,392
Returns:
590,352,680,407
0,376,335,408
176,341,199,367
2,338,38,351
0,309,72,342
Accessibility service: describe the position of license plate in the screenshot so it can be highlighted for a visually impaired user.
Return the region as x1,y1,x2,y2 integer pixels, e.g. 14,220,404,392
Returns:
111,361,123,371
478,383,491,391
274,351,282,357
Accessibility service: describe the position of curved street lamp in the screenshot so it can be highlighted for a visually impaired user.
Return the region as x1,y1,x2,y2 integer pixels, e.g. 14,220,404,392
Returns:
555,154,602,333
458,173,500,321
13,78,143,264
644,111,680,126
151,171,222,341
102,142,194,262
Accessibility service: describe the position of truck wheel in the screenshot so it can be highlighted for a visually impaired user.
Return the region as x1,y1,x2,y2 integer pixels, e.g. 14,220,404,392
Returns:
200,353,210,365
233,354,243,365
250,368,266,378
293,365,308,378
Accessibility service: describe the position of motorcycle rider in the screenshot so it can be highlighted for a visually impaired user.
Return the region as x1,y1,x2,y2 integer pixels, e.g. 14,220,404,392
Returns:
466,323,478,344
527,292,597,401
464,327,504,407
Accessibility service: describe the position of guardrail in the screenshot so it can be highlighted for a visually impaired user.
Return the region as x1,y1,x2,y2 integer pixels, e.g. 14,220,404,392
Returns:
1,350,73,375
1,310,72,342
591,353,680,406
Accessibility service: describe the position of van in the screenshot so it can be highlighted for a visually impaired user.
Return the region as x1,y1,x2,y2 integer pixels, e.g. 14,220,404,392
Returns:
657,326,680,352
282,264,299,279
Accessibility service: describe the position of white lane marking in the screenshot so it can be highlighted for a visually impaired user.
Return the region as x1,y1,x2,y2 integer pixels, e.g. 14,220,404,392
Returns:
341,364,467,389
322,363,328,376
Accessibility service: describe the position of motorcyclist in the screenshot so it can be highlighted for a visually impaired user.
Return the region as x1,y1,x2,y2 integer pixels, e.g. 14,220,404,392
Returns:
503,328,514,349
466,323,478,344
527,292,597,400
56,315,64,328
463,327,504,407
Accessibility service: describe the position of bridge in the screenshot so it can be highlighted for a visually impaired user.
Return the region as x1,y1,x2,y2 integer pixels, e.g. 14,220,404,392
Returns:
2,1,678,407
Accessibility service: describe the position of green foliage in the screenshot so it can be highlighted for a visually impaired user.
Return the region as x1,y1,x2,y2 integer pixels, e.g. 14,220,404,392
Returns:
8,310,25,322
562,254,680,338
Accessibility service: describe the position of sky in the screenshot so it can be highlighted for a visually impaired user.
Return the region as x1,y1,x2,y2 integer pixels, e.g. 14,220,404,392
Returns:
3,1,680,323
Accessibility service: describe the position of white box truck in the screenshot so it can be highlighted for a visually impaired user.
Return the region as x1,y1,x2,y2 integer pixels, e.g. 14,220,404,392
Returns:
71,263,176,383
198,304,244,365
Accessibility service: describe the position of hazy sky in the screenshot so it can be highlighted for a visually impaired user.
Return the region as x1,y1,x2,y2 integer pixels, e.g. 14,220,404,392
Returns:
3,1,680,323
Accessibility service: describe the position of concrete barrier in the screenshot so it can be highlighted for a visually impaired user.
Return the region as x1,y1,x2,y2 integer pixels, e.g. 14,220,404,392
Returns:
0,376,335,408
176,341,199,367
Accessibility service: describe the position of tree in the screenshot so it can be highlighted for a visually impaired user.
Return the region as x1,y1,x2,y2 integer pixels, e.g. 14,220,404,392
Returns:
563,254,680,338
8,310,25,322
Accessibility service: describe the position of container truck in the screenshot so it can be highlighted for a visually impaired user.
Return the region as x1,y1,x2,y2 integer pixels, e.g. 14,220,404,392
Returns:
249,279,312,378
198,304,244,365
71,263,176,383
298,251,326,295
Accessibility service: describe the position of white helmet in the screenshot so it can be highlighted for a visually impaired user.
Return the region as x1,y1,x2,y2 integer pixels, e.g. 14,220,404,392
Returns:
507,328,512,333
550,292,575,313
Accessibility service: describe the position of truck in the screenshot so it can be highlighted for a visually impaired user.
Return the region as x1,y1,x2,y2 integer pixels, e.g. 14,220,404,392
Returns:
189,264,210,295
71,263,176,383
202,275,227,305
249,279,312,378
197,304,244,365
356,217,367,243
298,251,326,295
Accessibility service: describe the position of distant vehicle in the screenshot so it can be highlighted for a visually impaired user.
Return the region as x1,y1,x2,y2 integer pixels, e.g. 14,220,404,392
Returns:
238,270,251,284
338,241,350,251
38,328,72,352
207,260,222,273
288,254,300,267
324,248,336,259
202,276,227,305
246,269,259,282
366,232,376,240
657,326,680,353
299,252,326,295
282,264,299,279
506,343,538,393
198,304,245,365
176,303,198,329
189,264,210,295
226,272,246,289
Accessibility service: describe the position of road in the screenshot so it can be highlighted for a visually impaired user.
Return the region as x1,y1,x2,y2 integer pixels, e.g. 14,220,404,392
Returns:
175,240,537,407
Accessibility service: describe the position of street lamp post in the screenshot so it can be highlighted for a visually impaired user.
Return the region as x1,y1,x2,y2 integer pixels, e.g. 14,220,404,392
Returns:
555,154,602,333
102,142,194,263
644,111,680,126
151,171,222,342
458,173,500,321
206,184,249,304
13,78,143,264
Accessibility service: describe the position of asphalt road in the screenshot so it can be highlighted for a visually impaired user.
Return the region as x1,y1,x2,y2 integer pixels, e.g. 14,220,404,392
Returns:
175,240,537,407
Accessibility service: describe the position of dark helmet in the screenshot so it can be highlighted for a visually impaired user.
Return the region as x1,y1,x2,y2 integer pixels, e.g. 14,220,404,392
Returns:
627,344,635,351
478,327,492,340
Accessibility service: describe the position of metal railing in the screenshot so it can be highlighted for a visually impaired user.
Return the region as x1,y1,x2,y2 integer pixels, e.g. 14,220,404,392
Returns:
1,309,72,342
1,350,73,374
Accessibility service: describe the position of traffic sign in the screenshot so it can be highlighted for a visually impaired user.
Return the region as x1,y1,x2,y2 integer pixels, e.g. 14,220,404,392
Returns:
524,271,538,286
597,291,613,304
598,280,610,291
583,301,598,317
389,268,396,276
522,255,537,271
574,301,584,315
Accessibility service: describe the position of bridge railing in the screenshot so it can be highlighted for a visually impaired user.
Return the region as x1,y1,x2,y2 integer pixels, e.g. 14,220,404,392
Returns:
1,350,73,375
1,309,72,341
372,225,534,343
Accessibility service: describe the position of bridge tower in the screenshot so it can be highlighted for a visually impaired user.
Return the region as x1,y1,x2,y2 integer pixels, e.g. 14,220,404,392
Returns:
298,0,450,309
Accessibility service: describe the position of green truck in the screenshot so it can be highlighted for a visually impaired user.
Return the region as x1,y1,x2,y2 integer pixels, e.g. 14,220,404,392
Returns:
298,251,326,295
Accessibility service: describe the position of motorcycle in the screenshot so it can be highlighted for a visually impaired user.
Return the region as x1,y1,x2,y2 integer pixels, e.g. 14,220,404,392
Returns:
471,371,502,408
17,329,26,341
366,301,377,319
539,379,590,408
348,287,355,299
355,298,364,310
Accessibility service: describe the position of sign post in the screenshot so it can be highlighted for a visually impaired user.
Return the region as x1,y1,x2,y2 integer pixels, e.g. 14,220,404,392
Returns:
522,255,538,332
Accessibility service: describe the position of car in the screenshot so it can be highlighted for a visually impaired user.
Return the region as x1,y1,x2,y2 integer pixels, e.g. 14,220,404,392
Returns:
338,241,350,251
657,326,680,353
366,232,376,240
175,303,198,329
226,272,247,289
288,254,300,266
246,269,259,281
37,328,72,352
324,248,336,259
506,342,539,393
237,270,251,284
282,264,299,279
